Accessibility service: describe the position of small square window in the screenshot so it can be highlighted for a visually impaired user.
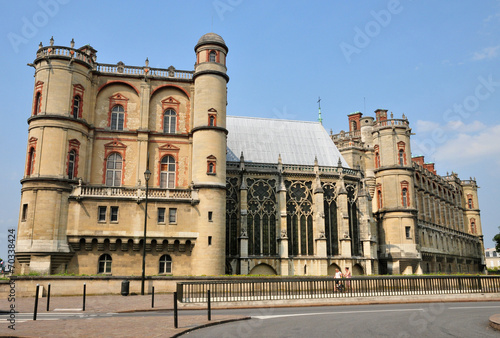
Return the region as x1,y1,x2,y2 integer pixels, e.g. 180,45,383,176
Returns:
405,226,411,239
158,208,166,223
98,206,107,222
21,204,28,221
208,211,213,222
110,206,119,222
169,208,177,224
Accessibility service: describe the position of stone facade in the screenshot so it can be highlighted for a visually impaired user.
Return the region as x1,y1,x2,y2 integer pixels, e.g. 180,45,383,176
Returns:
331,111,484,274
15,34,484,276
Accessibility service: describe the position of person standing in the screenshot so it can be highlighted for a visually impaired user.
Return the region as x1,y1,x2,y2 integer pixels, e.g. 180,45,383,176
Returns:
344,267,352,290
334,268,343,291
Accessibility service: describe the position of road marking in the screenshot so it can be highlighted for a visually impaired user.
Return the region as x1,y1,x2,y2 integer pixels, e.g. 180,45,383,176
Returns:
54,308,82,311
449,306,500,310
253,308,424,320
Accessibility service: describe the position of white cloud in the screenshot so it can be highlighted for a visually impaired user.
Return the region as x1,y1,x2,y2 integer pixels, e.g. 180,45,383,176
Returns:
472,45,500,61
433,124,500,166
483,12,500,23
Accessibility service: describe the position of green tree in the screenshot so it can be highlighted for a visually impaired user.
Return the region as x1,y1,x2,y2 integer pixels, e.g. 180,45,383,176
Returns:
494,227,500,252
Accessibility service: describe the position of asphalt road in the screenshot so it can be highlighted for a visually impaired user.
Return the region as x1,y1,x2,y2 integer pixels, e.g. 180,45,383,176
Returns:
181,302,500,337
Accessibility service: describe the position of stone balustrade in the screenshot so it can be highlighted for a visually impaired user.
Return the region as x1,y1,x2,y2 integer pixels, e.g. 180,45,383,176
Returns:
71,185,198,202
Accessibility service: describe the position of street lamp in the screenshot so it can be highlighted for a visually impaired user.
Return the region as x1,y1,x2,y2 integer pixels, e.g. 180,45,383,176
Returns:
141,168,151,296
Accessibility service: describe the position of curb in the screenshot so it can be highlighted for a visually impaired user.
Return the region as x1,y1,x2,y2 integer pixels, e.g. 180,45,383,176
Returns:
171,317,252,337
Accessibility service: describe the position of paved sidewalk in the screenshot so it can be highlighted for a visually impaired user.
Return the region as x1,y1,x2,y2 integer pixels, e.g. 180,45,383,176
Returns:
0,294,247,337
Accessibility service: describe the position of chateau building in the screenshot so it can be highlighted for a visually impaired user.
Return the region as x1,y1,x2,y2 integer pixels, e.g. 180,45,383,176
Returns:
15,33,484,276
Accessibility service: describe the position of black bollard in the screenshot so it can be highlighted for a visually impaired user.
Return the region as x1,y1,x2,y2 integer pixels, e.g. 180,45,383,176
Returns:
207,289,211,321
174,291,178,328
152,286,155,308
33,284,40,321
83,283,86,311
46,283,51,311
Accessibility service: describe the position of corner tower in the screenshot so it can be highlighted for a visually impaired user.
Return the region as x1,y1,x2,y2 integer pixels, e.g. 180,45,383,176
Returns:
372,110,418,275
17,38,95,274
191,33,229,275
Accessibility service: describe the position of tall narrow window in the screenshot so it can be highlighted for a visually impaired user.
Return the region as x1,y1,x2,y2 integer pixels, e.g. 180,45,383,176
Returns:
98,254,112,274
27,147,35,176
208,114,216,126
33,92,41,116
106,153,122,187
98,206,107,222
169,208,177,224
209,50,216,62
21,204,28,221
402,188,408,207
110,206,119,222
110,105,125,130
399,149,405,166
68,150,76,179
160,156,176,188
470,220,476,234
468,198,473,209
158,208,166,223
377,189,383,209
163,109,176,133
405,226,411,238
159,254,172,274
375,152,380,168
72,95,81,119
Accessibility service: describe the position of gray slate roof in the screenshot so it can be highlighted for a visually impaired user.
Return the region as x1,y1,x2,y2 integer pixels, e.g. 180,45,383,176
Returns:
226,116,349,167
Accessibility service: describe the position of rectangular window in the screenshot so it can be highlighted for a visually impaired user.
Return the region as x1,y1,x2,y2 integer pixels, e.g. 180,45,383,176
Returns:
98,206,107,222
208,236,212,246
110,206,119,222
21,204,28,221
169,208,177,224
494,252,498,257
208,211,213,222
158,208,166,223
405,226,411,238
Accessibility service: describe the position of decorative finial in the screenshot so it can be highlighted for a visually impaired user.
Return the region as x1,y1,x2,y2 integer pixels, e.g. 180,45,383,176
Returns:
314,156,318,166
50,36,54,46
402,113,406,120
240,151,244,162
145,57,149,67
337,158,343,167
70,38,75,48
38,42,43,49
390,112,394,119
317,96,322,124
278,154,282,164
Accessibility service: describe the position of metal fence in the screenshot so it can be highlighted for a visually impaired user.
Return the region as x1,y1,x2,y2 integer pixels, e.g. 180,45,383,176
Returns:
176,275,500,303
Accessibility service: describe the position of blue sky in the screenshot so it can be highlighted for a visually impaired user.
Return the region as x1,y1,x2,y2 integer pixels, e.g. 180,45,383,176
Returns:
1,0,499,265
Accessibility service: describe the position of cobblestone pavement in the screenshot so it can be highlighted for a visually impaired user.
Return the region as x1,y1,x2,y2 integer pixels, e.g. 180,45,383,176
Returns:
0,294,247,337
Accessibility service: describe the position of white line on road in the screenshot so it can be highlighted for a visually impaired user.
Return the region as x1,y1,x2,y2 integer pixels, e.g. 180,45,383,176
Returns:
53,308,82,311
449,306,500,310
253,308,424,320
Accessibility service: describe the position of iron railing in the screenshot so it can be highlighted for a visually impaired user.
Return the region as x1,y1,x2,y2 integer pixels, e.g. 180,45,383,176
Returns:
176,275,500,303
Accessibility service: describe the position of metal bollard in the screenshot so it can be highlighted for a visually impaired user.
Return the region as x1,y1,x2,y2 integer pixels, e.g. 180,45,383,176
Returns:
33,284,40,321
174,291,178,328
83,283,86,311
46,283,51,311
152,286,155,308
207,289,211,321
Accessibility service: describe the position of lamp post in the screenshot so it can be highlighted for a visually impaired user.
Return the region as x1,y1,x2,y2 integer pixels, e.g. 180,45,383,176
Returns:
141,168,151,296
